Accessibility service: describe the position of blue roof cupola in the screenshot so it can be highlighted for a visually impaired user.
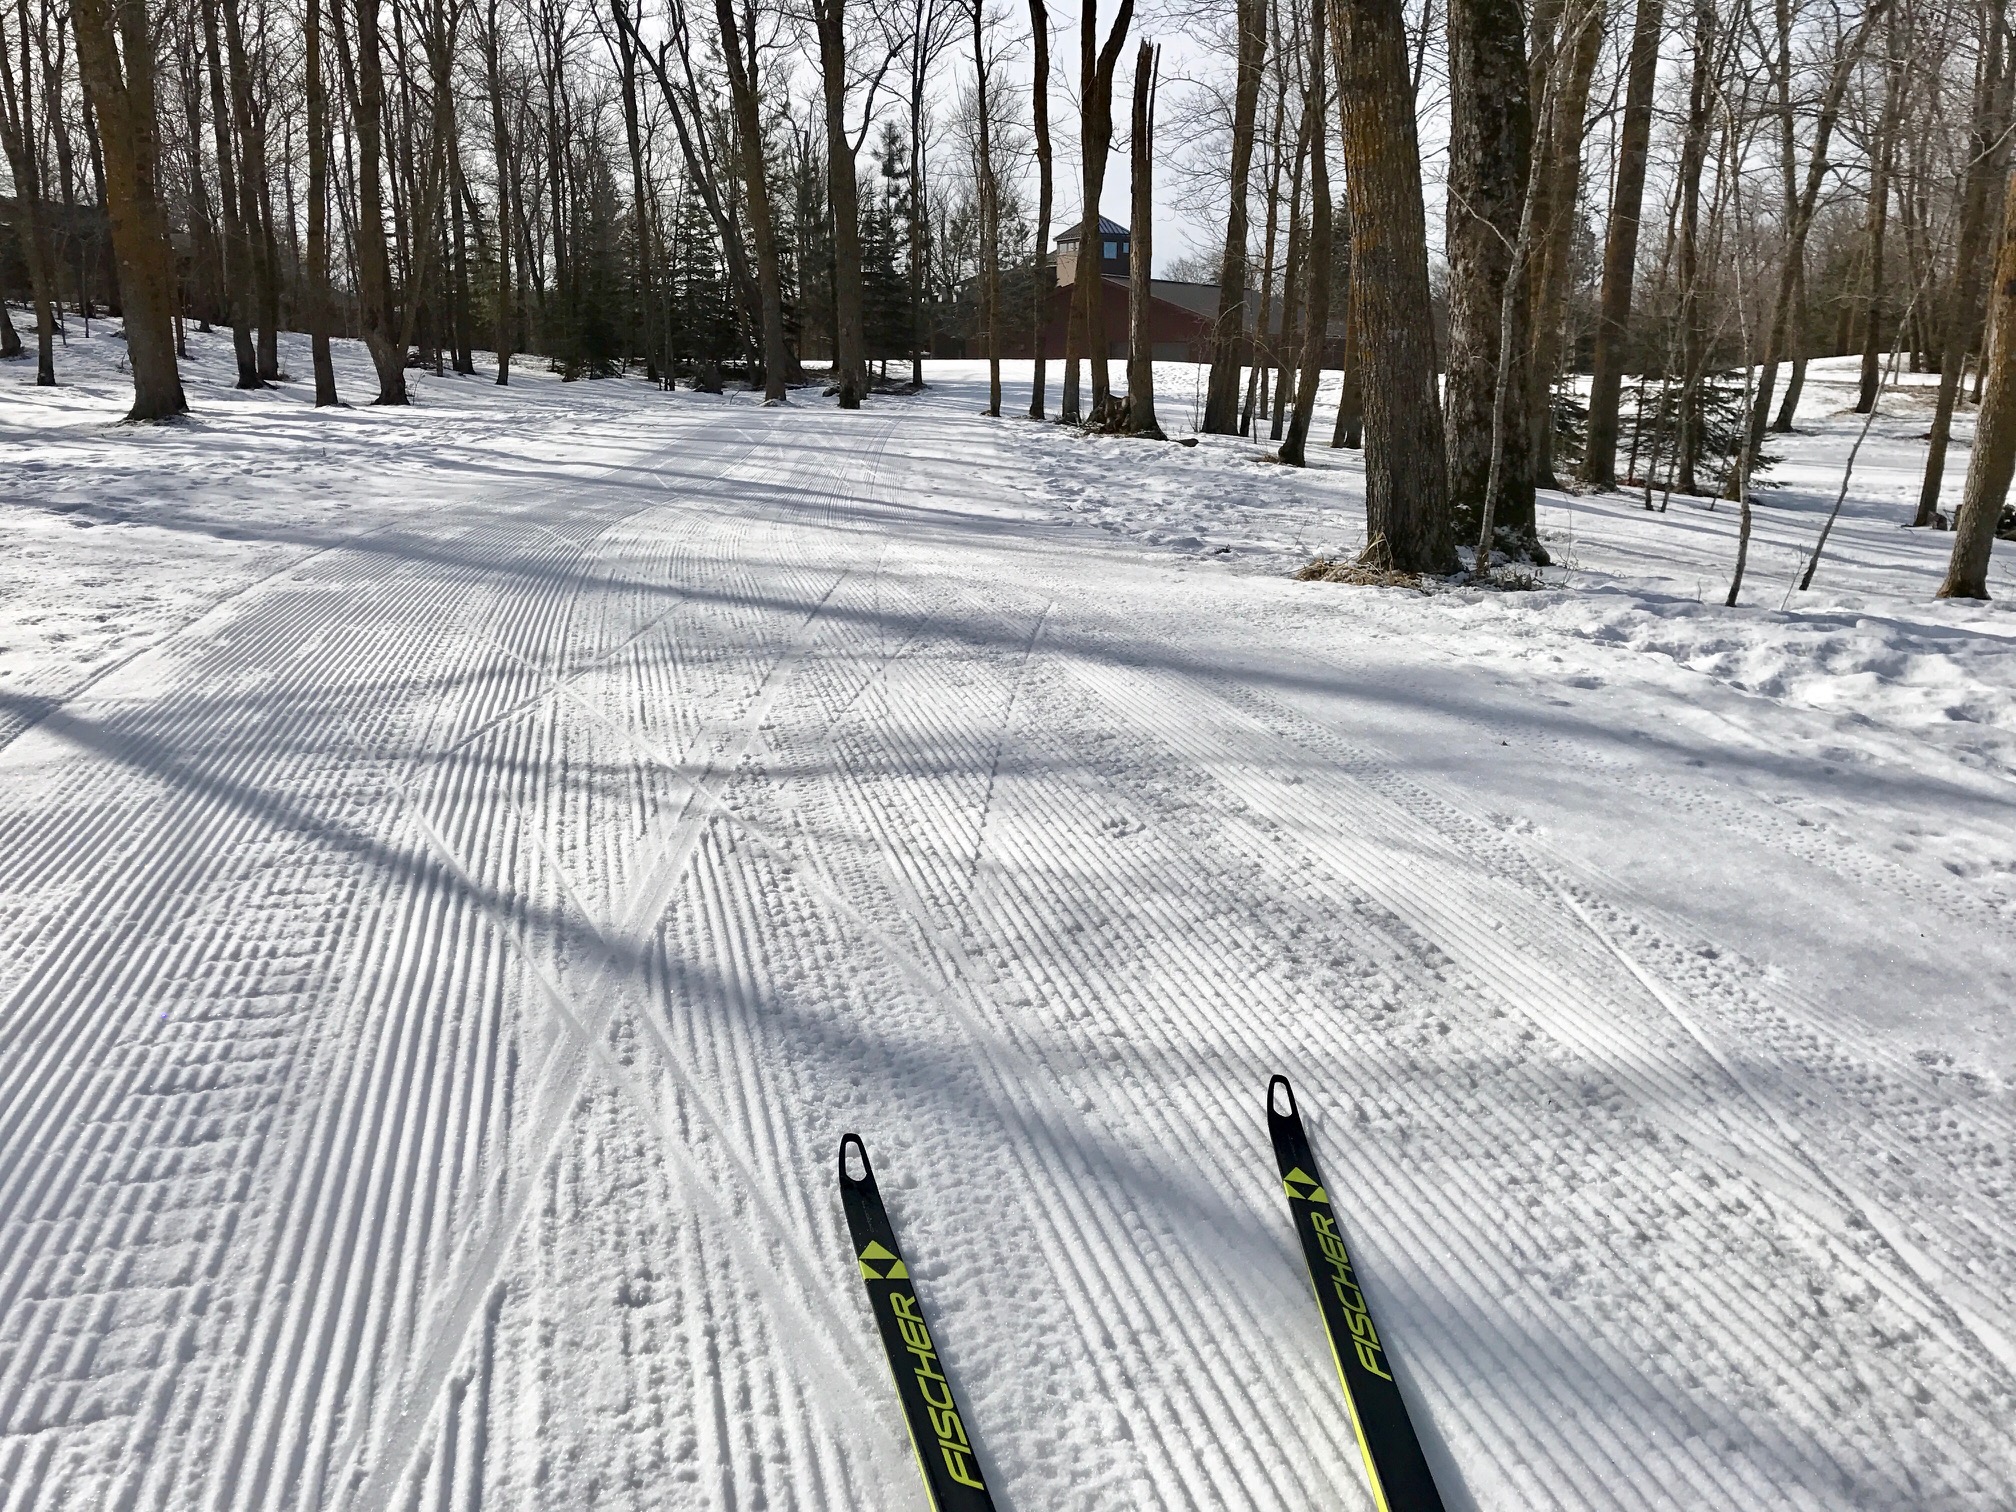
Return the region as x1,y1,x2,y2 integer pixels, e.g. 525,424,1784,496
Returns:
1054,216,1132,284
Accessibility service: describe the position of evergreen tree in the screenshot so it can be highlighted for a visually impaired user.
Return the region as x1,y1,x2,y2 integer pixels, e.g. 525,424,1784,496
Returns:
788,124,837,362
863,128,914,369
1621,372,1778,495
671,179,737,385
564,150,625,380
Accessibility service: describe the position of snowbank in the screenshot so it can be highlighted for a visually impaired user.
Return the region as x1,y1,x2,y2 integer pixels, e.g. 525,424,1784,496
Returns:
971,355,2016,785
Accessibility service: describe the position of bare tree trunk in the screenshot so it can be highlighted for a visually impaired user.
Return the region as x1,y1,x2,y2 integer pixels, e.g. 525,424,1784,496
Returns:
617,0,766,364
71,0,187,419
305,0,337,403
389,0,454,370
1856,31,1900,416
714,0,789,400
1771,261,1806,430
1027,0,1053,416
1443,0,1532,536
1474,0,1591,571
814,0,865,406
176,15,221,333
447,133,475,374
0,0,59,384
1070,0,1133,420
1270,114,1310,441
1243,47,1289,436
219,0,278,379
1331,0,1452,571
1522,0,1601,492
1125,40,1162,437
974,0,1002,415
1582,0,1662,485
340,0,410,402
1673,0,1716,496
1024,0,1056,415
1901,152,1928,368
1916,0,2009,525
1280,0,1329,467
1737,0,1890,484
1940,163,2016,598
907,32,925,388
482,0,513,382
200,0,260,385
902,0,953,390
1330,279,1362,446
1203,0,1266,433
611,2,656,378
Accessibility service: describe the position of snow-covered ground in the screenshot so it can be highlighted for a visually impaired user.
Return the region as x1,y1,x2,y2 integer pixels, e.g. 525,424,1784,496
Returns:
3,325,2013,1510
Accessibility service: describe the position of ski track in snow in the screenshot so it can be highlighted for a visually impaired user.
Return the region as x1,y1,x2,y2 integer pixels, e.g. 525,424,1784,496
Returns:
3,351,2015,1511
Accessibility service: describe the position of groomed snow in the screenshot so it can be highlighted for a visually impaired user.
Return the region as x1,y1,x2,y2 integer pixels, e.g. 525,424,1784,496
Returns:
3,326,2013,1510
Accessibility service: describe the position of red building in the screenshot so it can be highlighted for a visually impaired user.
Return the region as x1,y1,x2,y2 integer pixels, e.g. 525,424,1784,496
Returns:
992,216,1338,366
987,217,1219,362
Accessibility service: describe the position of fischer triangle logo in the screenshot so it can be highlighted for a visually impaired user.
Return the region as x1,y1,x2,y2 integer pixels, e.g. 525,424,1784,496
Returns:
1282,1168,1329,1205
858,1240,910,1281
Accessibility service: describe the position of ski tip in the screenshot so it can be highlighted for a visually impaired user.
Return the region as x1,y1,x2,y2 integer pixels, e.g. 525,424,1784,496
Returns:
1267,1074,1297,1121
838,1132,872,1188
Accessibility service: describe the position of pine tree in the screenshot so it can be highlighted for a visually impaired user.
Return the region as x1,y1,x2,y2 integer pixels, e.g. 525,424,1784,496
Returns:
862,138,913,370
671,180,737,386
563,150,625,380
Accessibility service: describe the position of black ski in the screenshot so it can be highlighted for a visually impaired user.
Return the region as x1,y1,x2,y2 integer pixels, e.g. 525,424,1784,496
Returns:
1268,1075,1446,1512
838,1134,995,1511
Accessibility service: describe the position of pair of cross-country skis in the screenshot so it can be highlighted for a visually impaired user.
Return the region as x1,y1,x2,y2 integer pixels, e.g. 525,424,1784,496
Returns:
839,1076,1447,1511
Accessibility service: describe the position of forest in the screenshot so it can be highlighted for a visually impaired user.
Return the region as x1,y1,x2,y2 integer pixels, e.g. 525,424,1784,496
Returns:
2,0,2012,598
6,0,2016,1505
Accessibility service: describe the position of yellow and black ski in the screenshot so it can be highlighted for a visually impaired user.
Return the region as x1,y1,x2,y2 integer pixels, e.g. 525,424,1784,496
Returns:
1268,1075,1447,1512
838,1133,995,1512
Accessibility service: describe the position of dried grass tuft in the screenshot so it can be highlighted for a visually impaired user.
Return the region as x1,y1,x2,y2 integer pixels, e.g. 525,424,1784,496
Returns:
1293,556,1427,590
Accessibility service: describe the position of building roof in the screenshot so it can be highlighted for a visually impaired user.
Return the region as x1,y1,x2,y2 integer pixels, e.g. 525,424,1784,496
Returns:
1146,279,1221,319
1055,216,1131,245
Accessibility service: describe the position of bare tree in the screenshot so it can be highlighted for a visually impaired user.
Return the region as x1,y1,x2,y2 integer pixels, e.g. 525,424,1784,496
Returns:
607,0,660,379
71,0,187,418
1734,0,1890,484
1522,0,1602,488
478,0,515,381
714,0,792,399
0,0,59,384
1331,0,1452,571
1855,8,1903,415
1027,0,1053,415
1915,0,2010,525
1242,28,1290,434
200,0,261,384
1672,0,1721,496
1582,0,1663,486
1280,0,1328,466
306,0,338,402
1063,0,1133,422
336,0,411,401
1471,0,1596,571
971,0,1003,414
618,0,768,357
1268,98,1310,442
219,0,279,378
899,0,959,387
1443,0,1533,539
1941,160,2016,598
1202,0,1266,434
812,0,868,404
1125,38,1161,436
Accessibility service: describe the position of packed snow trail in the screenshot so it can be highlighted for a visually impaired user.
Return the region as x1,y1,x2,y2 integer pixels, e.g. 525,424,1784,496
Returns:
2,377,2014,1512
